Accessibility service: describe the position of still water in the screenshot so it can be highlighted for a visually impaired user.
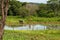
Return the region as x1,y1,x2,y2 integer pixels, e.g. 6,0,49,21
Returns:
4,24,60,30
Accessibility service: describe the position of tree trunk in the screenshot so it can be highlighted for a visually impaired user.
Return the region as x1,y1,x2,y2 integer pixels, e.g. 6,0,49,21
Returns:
0,0,5,40
0,0,9,40
0,23,4,40
4,0,9,20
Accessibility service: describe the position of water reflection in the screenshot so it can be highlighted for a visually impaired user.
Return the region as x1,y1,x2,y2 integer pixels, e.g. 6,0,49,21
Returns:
4,24,60,30
4,24,46,30
47,25,60,30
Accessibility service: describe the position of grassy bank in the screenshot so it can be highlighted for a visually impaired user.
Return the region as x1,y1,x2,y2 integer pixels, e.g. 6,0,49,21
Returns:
3,30,60,40
6,16,60,26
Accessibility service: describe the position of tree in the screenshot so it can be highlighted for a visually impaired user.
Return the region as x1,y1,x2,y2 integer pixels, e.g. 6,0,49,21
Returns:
37,4,49,17
8,0,22,16
47,0,60,16
19,7,29,18
0,0,9,40
25,3,39,17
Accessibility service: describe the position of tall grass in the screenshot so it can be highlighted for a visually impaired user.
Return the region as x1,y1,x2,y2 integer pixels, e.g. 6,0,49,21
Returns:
5,16,60,26
3,30,60,40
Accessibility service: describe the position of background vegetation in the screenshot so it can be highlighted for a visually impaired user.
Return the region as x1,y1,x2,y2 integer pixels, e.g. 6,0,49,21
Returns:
1,0,59,18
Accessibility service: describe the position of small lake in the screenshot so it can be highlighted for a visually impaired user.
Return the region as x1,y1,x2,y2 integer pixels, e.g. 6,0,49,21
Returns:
4,24,60,30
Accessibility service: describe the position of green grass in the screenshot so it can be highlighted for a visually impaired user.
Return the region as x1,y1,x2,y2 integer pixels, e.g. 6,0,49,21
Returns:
6,16,60,26
3,30,60,40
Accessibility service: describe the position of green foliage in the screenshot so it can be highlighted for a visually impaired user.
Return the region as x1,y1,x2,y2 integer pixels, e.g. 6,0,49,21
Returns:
19,7,29,18
8,1,23,16
47,0,60,17
5,16,60,26
7,0,60,18
3,30,60,40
